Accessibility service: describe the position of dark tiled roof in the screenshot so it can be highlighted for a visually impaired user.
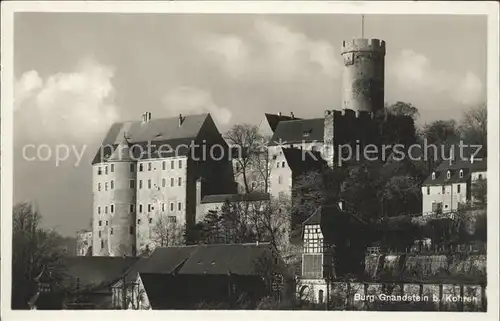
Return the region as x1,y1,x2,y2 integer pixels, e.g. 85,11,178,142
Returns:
268,118,324,146
200,192,270,204
129,243,281,277
92,113,210,164
59,256,139,291
264,113,300,132
423,158,487,186
282,148,327,174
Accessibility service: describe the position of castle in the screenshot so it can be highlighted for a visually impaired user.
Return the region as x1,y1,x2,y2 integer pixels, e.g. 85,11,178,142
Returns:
80,38,388,257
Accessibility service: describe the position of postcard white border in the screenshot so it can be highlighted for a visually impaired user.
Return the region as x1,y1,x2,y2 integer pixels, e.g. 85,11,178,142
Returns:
1,1,499,321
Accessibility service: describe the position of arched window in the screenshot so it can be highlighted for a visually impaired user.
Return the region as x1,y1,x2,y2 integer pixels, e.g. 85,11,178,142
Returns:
318,290,324,304
459,169,463,178
431,172,436,180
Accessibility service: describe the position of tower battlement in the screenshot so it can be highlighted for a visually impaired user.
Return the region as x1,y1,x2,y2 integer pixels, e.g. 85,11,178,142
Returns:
341,38,386,55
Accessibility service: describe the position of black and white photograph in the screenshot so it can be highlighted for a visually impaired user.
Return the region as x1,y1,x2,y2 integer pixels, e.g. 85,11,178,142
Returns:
1,1,499,319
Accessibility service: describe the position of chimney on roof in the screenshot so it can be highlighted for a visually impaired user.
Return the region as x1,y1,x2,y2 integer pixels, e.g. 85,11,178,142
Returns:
178,114,184,127
290,112,295,119
278,112,282,116
142,112,152,124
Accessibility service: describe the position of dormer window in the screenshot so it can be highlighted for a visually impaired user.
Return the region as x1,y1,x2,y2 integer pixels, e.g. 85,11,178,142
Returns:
431,172,436,180
446,171,451,180
459,169,464,178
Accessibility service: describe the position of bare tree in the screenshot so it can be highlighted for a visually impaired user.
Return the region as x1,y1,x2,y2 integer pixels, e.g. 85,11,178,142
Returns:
460,104,487,156
225,124,266,193
151,214,183,248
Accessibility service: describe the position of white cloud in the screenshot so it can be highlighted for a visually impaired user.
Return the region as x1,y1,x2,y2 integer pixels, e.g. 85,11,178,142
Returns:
162,87,232,126
14,59,119,141
200,19,340,81
389,49,484,106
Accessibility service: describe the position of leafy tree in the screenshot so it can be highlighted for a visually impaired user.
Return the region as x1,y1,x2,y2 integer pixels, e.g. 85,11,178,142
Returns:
12,202,68,309
386,101,420,121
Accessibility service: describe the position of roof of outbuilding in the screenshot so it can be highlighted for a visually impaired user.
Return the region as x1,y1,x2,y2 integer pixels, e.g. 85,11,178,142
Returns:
268,118,324,146
92,113,211,164
58,256,139,291
200,192,270,204
423,158,487,186
123,243,282,278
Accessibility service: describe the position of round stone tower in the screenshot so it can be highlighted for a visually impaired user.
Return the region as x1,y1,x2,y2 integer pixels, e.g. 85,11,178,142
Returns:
341,38,386,113
103,136,137,256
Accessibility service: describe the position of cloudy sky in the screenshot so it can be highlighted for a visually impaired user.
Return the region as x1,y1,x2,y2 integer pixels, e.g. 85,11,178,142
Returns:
13,13,486,236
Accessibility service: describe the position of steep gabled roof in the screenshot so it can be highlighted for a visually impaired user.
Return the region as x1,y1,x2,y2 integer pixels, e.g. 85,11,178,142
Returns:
264,113,300,133
59,256,139,291
268,118,324,146
92,113,211,164
282,148,326,175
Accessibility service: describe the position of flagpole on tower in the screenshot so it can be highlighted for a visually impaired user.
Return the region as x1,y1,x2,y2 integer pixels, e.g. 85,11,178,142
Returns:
361,14,365,39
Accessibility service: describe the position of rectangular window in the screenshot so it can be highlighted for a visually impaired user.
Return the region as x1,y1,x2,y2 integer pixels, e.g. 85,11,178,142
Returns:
129,179,135,189
442,186,445,194
168,216,177,223
137,219,141,224
105,166,108,175
178,160,182,168
110,204,114,213
427,187,430,195
162,161,166,170
130,226,134,235
110,180,114,189
110,164,114,172
170,202,174,212
178,177,182,186
139,163,144,172
101,240,104,249
139,204,143,213
105,182,108,191
171,178,174,187
99,220,102,227
162,178,166,187
99,231,101,237
457,184,461,193
98,206,101,214
98,167,102,175
148,163,152,171
282,161,285,168
98,183,101,191
105,206,108,214
148,204,151,212
171,160,174,169
162,203,165,211
139,180,143,189
148,179,152,189
278,176,282,184
111,228,113,235
106,220,108,226
130,204,135,213
130,164,135,172
277,163,280,168
149,218,153,224
178,202,182,211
